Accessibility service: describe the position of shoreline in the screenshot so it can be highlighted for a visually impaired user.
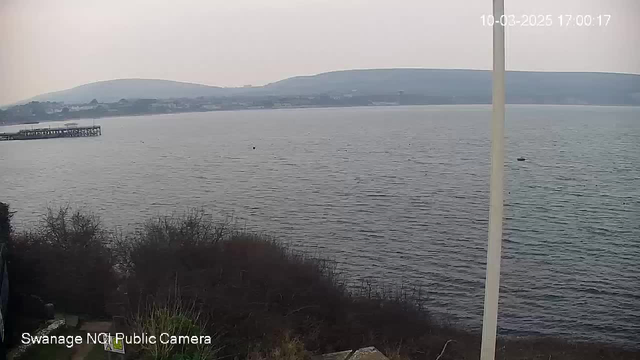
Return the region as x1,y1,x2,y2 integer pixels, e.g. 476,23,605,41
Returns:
2,102,639,128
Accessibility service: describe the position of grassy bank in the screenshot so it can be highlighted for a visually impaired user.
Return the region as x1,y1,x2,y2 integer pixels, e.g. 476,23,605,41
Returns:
3,204,639,360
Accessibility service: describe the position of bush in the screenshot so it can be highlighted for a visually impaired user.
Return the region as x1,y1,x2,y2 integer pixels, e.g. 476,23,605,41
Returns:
119,213,433,359
116,210,232,298
6,206,639,360
8,206,117,316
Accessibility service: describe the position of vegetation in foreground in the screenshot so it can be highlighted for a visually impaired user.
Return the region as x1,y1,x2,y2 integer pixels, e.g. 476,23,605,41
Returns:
2,203,639,360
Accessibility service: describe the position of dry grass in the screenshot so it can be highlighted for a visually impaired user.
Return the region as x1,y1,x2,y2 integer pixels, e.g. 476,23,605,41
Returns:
131,290,219,360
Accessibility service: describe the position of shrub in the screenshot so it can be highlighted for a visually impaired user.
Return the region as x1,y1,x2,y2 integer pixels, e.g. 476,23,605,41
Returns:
116,210,231,298
8,206,117,315
7,206,639,360
119,213,433,359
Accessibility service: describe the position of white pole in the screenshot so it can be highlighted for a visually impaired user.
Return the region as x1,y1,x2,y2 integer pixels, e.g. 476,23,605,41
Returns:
480,0,506,359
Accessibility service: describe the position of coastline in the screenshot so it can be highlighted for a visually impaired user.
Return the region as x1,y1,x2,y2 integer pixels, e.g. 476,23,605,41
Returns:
2,102,639,128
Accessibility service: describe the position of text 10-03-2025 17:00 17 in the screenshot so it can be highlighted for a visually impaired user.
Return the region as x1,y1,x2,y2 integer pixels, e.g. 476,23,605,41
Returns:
481,14,611,27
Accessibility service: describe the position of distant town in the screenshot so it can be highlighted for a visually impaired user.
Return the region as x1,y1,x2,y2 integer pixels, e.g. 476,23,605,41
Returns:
2,68,638,125
0,92,606,126
0,93,482,125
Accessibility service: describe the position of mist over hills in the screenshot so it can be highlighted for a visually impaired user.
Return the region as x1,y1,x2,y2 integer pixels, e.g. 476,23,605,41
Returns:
19,69,640,106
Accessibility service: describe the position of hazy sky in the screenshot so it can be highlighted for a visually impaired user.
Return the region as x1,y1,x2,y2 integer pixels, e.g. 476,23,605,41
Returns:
1,0,639,105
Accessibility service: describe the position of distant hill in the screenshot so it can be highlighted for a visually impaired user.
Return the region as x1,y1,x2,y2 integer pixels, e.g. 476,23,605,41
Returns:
257,69,640,104
26,79,228,104
19,69,640,105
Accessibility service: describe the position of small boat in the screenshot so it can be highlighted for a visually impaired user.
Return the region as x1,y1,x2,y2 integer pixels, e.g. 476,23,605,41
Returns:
517,157,526,161
65,122,79,127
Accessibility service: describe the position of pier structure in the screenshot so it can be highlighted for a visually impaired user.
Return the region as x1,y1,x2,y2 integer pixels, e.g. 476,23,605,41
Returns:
0,125,101,141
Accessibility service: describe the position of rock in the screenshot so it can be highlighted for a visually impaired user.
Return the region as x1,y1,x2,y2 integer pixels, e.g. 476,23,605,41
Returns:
314,347,388,360
313,350,353,360
350,347,388,360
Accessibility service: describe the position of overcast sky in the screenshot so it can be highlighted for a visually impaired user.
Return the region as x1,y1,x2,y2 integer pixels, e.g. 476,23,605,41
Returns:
1,0,639,105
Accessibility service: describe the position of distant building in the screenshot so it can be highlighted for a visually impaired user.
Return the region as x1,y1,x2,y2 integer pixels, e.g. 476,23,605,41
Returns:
371,101,399,106
70,105,96,111
151,103,179,111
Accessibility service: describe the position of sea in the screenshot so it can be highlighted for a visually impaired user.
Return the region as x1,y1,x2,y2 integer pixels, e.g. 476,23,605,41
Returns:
1,105,639,347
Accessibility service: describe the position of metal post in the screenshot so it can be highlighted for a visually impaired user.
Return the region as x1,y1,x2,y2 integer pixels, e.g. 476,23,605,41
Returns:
480,0,506,359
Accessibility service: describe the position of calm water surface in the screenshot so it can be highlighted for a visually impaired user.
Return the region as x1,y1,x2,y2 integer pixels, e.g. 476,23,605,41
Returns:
1,105,639,346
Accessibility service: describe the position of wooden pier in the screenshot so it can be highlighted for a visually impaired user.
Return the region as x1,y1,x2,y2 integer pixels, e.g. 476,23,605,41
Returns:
0,125,101,141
